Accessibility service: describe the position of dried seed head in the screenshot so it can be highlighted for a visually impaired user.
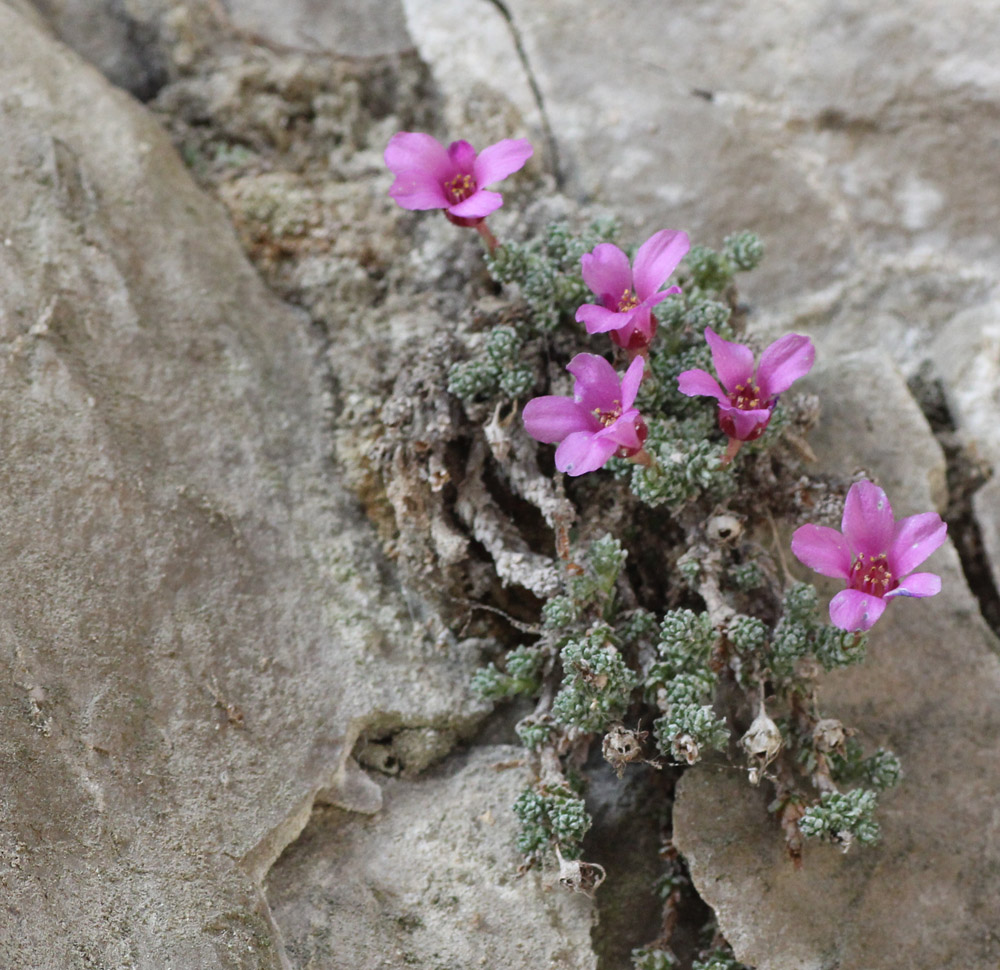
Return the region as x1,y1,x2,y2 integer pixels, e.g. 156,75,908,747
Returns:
555,847,606,897
707,513,743,543
674,733,701,766
602,723,649,778
740,709,783,784
812,718,847,753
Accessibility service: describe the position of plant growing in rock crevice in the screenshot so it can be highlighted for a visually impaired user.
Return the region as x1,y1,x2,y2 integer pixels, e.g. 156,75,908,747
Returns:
375,127,948,965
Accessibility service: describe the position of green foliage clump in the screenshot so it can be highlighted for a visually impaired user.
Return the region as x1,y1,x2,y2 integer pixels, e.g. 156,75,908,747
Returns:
624,416,735,509
680,232,762,299
727,613,768,652
487,219,619,333
513,786,591,858
692,946,752,970
685,299,732,333
724,230,765,272
542,594,579,630
448,325,534,403
631,947,679,970
684,245,735,296
552,624,637,732
828,739,903,793
471,645,543,700
617,608,659,647
862,747,903,791
563,532,629,621
646,610,727,763
653,703,729,763
769,582,869,679
812,625,868,670
656,609,716,675
729,560,764,591
514,716,553,752
798,788,881,846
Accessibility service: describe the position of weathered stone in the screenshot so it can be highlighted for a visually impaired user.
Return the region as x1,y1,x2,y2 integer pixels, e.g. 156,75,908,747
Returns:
267,745,597,970
674,353,1000,969
25,0,175,98
225,0,411,57
0,4,601,967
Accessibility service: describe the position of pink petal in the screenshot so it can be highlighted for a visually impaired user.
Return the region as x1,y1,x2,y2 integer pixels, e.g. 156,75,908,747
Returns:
718,404,772,441
447,139,478,172
829,588,887,632
677,368,727,402
384,132,451,179
889,512,948,578
790,524,852,579
641,286,681,310
632,229,690,301
388,170,449,210
842,481,894,559
704,327,754,394
756,333,815,399
555,431,618,476
522,396,594,443
447,190,503,218
566,353,620,411
620,356,646,409
473,138,533,186
576,303,631,334
601,409,642,450
885,572,941,599
580,244,633,305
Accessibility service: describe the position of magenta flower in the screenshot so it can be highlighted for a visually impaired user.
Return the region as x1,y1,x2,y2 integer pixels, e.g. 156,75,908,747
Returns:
384,132,533,225
575,230,690,352
677,327,815,446
522,354,648,476
791,480,948,631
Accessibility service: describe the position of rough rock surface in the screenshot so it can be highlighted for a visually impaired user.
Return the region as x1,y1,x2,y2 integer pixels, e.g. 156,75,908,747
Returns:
268,745,596,970
10,0,1000,968
0,4,597,968
674,353,1000,969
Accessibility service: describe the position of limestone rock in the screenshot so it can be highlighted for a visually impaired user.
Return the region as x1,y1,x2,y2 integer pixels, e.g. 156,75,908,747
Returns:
267,745,597,970
674,354,1000,970
0,5,597,967
225,0,412,57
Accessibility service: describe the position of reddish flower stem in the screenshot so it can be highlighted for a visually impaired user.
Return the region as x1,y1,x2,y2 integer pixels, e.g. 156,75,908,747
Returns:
628,448,654,469
475,220,499,253
720,437,744,466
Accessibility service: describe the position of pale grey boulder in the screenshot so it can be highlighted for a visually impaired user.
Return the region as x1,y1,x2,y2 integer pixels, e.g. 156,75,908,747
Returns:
0,4,596,967
674,354,1000,970
268,745,597,970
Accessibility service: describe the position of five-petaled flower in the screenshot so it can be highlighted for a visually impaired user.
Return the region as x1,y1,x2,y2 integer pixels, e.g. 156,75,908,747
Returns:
522,354,648,476
791,480,947,631
575,230,690,353
677,327,815,459
384,132,533,226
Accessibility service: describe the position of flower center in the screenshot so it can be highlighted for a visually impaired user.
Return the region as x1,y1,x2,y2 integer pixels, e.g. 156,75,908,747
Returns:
849,552,898,598
730,380,764,411
593,401,623,427
444,173,477,204
616,288,640,312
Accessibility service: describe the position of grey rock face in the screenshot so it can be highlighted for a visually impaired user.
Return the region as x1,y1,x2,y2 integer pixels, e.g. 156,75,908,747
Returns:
268,745,596,970
674,354,1000,969
9,0,1000,966
25,0,172,98
0,4,594,967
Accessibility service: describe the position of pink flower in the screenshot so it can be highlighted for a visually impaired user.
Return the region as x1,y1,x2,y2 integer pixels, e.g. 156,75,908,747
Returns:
575,230,690,352
523,354,647,476
677,327,815,443
791,480,948,631
384,132,533,225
